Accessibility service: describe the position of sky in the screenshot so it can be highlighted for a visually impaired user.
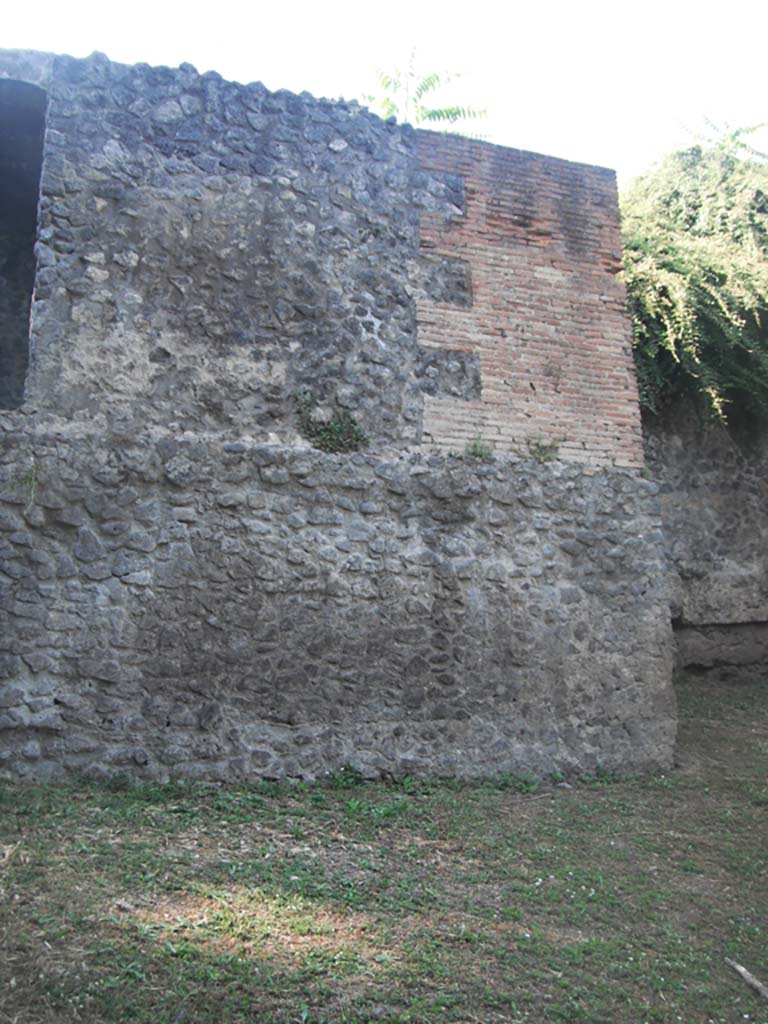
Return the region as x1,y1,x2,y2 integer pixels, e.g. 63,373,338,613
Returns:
3,0,766,184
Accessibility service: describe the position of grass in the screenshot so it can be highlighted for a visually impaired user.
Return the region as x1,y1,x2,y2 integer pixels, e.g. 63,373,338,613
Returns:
1,672,767,1023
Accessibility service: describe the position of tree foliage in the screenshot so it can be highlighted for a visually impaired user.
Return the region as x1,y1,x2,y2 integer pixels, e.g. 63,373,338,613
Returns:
621,128,768,428
364,50,485,133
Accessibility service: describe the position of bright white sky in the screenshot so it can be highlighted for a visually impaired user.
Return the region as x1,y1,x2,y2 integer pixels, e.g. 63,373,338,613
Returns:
4,0,766,184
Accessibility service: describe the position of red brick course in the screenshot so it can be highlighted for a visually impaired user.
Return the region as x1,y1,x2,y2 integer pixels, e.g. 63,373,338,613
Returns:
415,131,644,468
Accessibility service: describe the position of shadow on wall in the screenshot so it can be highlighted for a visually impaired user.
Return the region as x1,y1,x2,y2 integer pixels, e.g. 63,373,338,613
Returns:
0,79,45,409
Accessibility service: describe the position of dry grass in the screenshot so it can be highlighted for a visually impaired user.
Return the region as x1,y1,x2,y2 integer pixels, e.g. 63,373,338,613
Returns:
1,671,767,1023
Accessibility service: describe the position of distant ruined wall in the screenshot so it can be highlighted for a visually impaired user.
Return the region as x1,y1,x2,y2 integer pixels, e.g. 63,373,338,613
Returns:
0,49,677,781
645,411,768,674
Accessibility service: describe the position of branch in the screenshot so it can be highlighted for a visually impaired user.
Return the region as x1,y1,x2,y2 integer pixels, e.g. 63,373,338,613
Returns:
725,958,768,1001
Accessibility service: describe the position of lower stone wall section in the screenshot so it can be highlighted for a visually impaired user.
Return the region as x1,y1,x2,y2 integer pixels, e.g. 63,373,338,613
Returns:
0,430,675,781
675,622,768,673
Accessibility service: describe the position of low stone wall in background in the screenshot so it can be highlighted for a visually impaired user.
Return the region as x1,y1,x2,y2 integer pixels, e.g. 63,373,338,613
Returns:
645,410,768,673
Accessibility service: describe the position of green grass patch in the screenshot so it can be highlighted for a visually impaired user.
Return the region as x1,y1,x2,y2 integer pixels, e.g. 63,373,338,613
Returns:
1,672,766,1022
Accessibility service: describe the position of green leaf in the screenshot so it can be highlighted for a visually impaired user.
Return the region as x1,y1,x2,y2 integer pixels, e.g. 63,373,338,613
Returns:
621,126,768,426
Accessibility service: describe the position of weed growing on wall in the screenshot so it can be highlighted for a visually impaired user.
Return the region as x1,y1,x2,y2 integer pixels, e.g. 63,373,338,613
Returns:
9,455,39,512
526,438,561,463
295,390,368,454
464,436,494,459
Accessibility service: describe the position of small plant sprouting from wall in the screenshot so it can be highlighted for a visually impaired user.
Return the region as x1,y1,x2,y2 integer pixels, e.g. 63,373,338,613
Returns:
295,390,369,454
464,436,494,459
12,455,39,513
526,438,562,463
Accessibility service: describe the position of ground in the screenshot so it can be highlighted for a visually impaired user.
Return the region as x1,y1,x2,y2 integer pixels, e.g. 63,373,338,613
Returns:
1,672,766,1023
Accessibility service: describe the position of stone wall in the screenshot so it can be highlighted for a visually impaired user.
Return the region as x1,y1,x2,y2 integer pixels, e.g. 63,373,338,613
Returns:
1,49,642,467
0,49,678,781
645,410,768,673
0,430,674,781
20,52,429,445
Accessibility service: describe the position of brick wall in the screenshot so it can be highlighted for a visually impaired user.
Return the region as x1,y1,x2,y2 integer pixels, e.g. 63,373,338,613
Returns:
415,132,644,468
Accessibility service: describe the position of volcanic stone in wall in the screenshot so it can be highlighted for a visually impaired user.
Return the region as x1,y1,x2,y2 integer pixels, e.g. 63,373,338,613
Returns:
0,430,675,782
14,53,463,445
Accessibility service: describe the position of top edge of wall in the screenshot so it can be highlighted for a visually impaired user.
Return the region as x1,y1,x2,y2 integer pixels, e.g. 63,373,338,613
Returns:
0,48,616,177
414,128,617,180
0,49,56,89
0,48,370,115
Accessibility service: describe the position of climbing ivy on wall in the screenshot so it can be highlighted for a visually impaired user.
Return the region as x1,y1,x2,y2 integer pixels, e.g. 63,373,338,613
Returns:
621,128,768,430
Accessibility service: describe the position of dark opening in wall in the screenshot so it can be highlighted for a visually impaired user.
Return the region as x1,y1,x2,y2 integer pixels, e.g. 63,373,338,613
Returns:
0,81,45,410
